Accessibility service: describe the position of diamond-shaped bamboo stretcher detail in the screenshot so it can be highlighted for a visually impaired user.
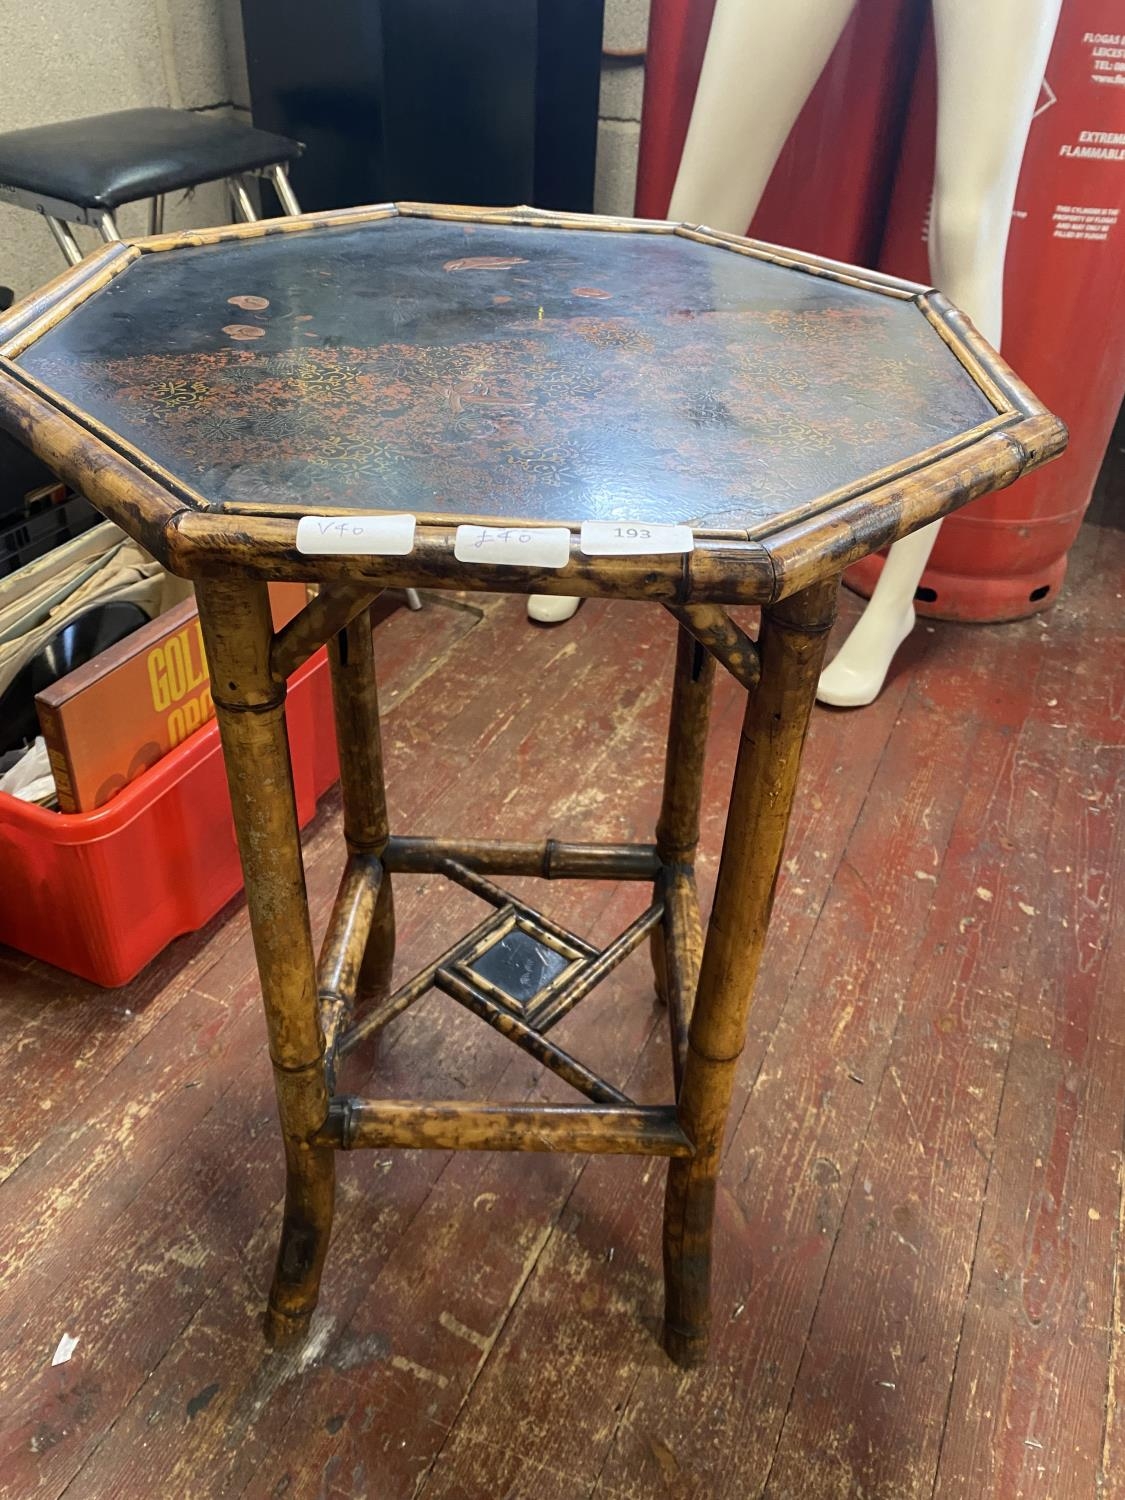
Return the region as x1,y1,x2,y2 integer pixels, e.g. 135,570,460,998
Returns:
239,581,731,1154
326,853,664,1110
310,840,693,1161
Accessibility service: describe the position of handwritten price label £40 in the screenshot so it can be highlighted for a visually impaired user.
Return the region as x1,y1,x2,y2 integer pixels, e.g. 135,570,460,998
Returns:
453,526,571,568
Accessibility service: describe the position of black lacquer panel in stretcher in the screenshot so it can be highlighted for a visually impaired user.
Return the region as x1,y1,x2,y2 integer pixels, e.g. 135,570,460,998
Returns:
467,928,571,1007
17,217,997,531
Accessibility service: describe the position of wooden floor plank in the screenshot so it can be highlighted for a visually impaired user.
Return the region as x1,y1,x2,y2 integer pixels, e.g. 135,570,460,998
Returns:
236,592,919,1500
932,640,1124,1499
761,604,1082,1496
0,591,564,1494
221,607,689,1499
1100,1045,1125,1500
414,1029,676,1500
50,595,684,1499
586,603,1039,1499
410,598,926,1499
0,526,1118,1500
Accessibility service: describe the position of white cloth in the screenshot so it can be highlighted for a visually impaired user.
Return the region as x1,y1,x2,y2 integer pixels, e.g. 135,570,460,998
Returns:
0,736,55,805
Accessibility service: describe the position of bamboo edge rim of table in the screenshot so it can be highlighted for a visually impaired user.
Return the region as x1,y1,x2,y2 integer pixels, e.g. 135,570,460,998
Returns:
0,202,1066,1368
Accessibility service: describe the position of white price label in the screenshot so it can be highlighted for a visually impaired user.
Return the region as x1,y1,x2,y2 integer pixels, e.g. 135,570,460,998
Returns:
454,525,571,568
296,514,416,555
579,521,694,556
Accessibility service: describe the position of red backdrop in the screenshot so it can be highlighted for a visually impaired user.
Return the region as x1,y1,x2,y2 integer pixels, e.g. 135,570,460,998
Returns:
854,0,1125,618
636,0,1125,621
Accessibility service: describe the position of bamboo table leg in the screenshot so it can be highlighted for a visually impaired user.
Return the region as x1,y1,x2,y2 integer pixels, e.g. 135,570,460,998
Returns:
662,576,839,1368
197,579,335,1347
327,607,395,1004
652,627,715,1083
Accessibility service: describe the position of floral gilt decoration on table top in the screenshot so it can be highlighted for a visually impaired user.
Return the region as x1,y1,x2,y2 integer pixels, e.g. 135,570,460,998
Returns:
19,219,997,529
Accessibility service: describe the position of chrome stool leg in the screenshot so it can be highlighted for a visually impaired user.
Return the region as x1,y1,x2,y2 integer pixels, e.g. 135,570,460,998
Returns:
45,216,82,266
227,175,258,223
266,163,301,217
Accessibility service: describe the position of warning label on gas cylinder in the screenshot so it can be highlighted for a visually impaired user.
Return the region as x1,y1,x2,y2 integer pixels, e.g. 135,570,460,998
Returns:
1059,130,1125,160
1052,204,1120,239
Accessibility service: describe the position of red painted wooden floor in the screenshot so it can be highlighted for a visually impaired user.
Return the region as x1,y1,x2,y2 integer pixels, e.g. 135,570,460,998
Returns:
1,524,1121,1500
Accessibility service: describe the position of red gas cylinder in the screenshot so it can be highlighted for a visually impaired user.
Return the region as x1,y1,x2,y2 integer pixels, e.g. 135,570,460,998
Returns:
851,0,1125,621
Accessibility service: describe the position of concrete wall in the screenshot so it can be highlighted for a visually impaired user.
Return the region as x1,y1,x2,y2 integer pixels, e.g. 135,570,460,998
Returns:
0,0,249,300
593,0,651,218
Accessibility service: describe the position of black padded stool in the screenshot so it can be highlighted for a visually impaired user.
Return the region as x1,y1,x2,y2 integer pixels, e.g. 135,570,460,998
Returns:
0,107,302,265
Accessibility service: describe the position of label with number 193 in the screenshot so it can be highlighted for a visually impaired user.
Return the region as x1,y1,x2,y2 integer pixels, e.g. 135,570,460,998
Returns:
579,521,694,556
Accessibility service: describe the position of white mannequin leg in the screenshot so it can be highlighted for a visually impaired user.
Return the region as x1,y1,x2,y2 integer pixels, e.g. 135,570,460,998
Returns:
528,0,857,623
817,0,1063,706
668,0,858,231
528,593,581,623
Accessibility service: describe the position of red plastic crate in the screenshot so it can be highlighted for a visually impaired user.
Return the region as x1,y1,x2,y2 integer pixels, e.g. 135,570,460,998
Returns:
0,647,338,987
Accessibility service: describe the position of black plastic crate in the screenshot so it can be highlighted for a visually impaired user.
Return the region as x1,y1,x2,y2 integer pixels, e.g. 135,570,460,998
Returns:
0,490,101,577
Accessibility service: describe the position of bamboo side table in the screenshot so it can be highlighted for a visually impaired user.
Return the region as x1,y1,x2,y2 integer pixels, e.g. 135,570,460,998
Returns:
0,203,1064,1368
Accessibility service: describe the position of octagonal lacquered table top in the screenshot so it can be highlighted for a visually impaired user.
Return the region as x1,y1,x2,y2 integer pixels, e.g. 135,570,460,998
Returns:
0,203,1064,601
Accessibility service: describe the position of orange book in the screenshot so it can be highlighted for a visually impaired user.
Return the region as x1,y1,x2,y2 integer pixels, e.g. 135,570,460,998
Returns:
35,583,308,812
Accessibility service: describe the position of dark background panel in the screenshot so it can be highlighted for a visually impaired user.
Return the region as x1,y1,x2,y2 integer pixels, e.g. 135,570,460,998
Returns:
239,0,386,212
239,0,605,215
